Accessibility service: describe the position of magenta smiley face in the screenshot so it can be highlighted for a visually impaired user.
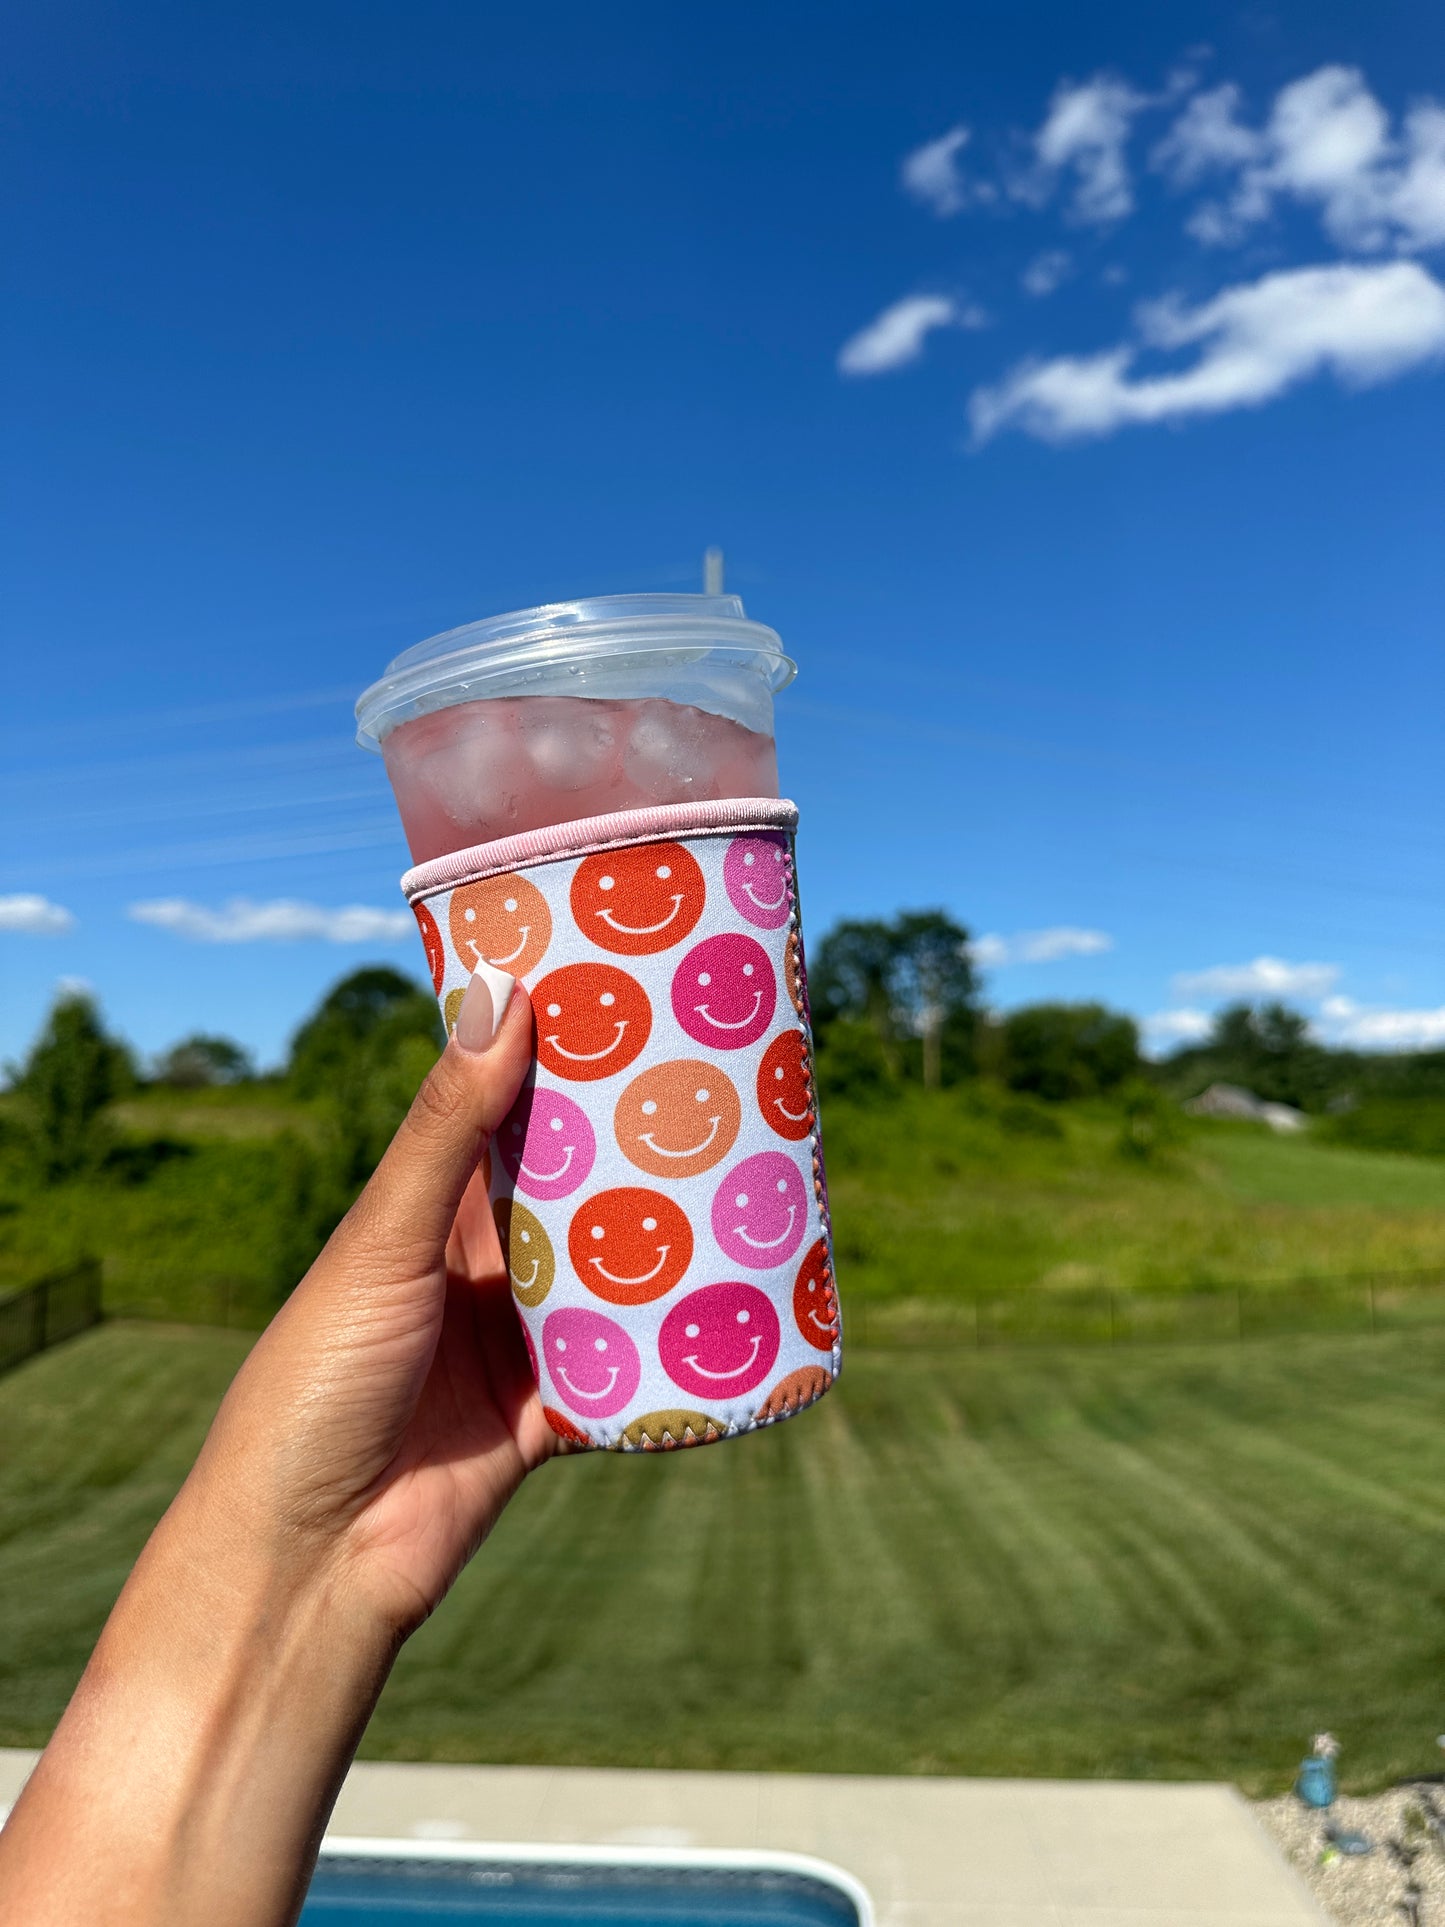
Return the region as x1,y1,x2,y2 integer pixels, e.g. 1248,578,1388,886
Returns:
711,1151,809,1270
659,1282,779,1401
723,833,792,929
672,933,776,1051
497,1083,596,1201
542,1307,641,1419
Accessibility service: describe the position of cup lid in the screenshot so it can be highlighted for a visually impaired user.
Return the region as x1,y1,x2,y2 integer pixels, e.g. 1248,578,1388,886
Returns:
355,593,794,749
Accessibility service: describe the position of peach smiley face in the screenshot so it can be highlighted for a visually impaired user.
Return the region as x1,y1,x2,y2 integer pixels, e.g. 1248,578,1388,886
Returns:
671,933,776,1051
570,842,706,956
542,1306,641,1420
757,1028,815,1142
723,832,792,930
533,962,652,1082
614,1059,741,1180
493,1198,555,1308
711,1151,809,1271
448,873,552,979
413,901,446,993
792,1238,839,1351
658,1282,780,1402
568,1187,693,1306
496,1084,596,1201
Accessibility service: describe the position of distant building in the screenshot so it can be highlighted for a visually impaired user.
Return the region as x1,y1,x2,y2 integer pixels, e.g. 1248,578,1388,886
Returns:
1184,1082,1308,1134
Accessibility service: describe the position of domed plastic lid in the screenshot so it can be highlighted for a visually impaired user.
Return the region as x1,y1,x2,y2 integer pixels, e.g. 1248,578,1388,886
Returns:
355,593,795,749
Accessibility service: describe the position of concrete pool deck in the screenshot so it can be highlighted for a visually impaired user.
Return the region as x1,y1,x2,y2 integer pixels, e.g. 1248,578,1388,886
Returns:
0,1748,1327,1925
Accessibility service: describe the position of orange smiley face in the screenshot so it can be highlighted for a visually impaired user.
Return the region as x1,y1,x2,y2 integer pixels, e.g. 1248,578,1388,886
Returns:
757,1028,815,1142
568,1187,693,1305
614,1058,742,1179
449,873,552,979
414,901,446,993
792,1238,839,1352
533,962,652,1082
570,842,706,956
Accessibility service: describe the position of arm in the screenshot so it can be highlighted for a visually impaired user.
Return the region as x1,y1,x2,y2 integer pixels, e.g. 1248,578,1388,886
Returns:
0,974,549,1927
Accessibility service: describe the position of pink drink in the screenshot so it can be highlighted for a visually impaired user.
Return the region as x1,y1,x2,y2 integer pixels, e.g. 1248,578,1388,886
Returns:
385,694,779,865
359,596,794,865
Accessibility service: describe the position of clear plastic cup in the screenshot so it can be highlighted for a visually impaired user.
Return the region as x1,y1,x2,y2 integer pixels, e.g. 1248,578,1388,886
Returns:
356,594,796,864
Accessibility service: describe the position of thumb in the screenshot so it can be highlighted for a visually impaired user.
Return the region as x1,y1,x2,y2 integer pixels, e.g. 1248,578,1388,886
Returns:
341,970,534,1273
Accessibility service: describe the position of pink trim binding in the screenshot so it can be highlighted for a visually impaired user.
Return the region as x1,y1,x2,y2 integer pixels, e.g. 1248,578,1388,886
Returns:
402,796,797,903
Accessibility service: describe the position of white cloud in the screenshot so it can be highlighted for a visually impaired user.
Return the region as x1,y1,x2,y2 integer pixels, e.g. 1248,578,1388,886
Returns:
128,898,411,943
0,894,76,935
971,926,1114,967
1022,248,1073,296
1173,955,1341,1000
901,126,988,217
1142,1008,1214,1048
838,294,983,376
56,974,93,998
969,259,1445,441
1156,66,1445,254
1317,995,1445,1050
1028,74,1148,224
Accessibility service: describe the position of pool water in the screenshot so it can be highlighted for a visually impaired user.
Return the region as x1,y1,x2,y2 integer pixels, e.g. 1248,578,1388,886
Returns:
302,1857,862,1927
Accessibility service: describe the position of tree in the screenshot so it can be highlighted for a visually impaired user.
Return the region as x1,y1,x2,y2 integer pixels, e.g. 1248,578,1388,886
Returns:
810,920,901,1068
811,909,980,1088
1000,1002,1140,1102
154,1034,254,1088
888,910,979,1090
15,992,136,1180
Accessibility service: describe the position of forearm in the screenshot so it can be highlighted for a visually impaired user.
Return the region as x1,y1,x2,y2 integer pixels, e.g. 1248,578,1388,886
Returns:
0,1476,397,1927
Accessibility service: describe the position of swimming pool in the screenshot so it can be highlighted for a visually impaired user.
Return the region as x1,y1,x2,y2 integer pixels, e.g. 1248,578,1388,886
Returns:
303,1842,868,1927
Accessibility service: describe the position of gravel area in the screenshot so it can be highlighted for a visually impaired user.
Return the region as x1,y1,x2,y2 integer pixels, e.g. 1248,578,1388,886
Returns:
1255,1786,1445,1925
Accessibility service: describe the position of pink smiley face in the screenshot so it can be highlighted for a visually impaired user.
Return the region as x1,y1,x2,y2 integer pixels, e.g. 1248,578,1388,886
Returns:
543,1306,641,1419
659,1282,780,1401
672,933,776,1050
723,833,792,930
497,1083,596,1200
711,1151,809,1270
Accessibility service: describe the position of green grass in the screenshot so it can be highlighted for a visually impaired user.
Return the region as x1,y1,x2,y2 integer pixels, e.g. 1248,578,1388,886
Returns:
5,1321,1444,1792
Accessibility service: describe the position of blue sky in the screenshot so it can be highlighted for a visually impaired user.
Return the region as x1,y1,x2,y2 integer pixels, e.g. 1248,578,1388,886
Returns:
4,0,1444,1071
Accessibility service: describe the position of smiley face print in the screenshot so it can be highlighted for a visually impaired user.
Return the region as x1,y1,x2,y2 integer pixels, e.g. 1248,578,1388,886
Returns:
671,933,776,1051
497,1084,596,1201
784,927,809,1022
723,832,792,930
757,1029,814,1142
414,901,446,993
448,873,552,979
533,963,652,1082
614,1059,741,1180
712,1151,809,1271
494,1198,555,1307
542,1306,642,1420
568,1187,693,1306
570,842,706,956
792,1238,839,1351
658,1282,780,1402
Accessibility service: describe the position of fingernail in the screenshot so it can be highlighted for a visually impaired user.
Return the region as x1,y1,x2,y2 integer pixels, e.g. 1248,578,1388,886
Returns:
454,963,515,1054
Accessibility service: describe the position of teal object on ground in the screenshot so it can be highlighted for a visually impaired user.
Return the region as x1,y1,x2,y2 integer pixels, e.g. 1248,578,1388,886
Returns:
1295,1755,1336,1808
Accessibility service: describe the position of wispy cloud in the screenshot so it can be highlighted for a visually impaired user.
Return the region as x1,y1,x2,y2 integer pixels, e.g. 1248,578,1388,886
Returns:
1172,955,1341,1000
971,926,1114,967
1025,74,1148,224
1142,1007,1213,1047
128,898,411,943
1318,995,1445,1050
970,260,1445,441
901,126,989,217
0,893,76,935
838,294,984,376
1022,248,1073,296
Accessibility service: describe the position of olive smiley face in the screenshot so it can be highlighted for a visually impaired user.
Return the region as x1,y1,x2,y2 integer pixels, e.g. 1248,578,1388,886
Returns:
496,1084,596,1201
493,1198,555,1308
671,933,776,1051
568,1187,693,1305
658,1282,780,1402
757,1028,815,1142
542,1307,641,1420
533,963,652,1082
413,901,446,993
711,1151,810,1271
570,842,706,956
448,873,552,979
723,832,792,930
792,1238,839,1351
614,1059,741,1180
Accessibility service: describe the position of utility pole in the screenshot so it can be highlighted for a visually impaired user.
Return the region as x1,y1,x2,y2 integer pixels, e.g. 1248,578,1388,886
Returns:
703,547,724,595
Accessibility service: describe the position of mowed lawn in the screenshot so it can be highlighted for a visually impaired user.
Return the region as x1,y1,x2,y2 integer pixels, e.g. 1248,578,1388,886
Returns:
2,1322,1444,1793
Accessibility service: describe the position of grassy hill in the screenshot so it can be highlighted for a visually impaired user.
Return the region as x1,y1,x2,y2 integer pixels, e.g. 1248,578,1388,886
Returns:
3,1321,1444,1792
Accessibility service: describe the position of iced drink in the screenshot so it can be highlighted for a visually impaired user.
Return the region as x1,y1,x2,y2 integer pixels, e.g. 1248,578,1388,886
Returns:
357,596,793,862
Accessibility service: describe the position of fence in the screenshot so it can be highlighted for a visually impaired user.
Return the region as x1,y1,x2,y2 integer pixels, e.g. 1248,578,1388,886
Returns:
0,1260,104,1377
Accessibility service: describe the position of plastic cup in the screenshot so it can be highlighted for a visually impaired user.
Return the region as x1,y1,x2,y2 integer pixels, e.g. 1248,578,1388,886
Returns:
356,594,796,863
